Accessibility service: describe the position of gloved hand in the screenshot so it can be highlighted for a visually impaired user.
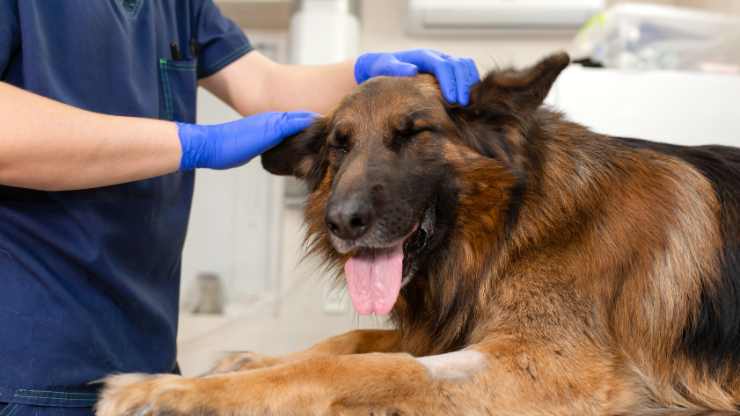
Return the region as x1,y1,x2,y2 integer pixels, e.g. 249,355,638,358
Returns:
176,111,317,171
354,49,480,106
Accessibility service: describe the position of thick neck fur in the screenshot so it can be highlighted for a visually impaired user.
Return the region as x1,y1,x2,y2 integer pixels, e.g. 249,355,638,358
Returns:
385,108,722,378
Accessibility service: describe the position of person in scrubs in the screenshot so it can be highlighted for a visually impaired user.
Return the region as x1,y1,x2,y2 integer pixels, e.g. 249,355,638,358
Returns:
0,2,479,416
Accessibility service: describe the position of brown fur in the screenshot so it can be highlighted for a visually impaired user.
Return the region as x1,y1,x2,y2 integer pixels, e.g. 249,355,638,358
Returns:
96,53,740,416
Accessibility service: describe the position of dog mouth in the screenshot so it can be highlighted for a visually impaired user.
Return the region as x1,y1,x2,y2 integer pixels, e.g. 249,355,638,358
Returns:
341,207,435,316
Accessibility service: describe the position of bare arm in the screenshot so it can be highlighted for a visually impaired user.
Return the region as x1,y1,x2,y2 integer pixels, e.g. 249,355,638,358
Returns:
0,82,181,191
200,51,356,115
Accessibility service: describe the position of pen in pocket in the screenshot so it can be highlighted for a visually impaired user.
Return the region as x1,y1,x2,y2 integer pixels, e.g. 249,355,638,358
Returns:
190,39,200,58
170,42,182,60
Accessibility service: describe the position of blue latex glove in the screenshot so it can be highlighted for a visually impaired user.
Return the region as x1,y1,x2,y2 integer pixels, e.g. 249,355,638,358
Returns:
354,49,480,105
177,111,317,171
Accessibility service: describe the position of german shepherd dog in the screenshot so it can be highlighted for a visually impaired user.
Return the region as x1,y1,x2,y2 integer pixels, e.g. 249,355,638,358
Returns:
96,53,740,416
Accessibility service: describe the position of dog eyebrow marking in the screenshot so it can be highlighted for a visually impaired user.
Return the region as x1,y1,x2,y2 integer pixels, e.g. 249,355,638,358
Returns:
404,109,439,129
416,349,487,380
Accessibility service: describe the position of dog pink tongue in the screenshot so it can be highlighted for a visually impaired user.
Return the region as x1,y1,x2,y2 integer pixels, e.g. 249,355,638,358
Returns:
344,245,404,315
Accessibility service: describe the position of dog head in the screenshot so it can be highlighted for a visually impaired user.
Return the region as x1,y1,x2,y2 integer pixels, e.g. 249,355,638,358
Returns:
262,52,570,316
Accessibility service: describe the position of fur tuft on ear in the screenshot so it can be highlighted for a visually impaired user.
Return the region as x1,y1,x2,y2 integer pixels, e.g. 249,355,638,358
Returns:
261,118,328,180
445,53,570,177
469,52,570,113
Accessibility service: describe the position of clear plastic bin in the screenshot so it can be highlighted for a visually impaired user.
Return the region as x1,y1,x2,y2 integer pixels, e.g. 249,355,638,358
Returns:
570,3,740,74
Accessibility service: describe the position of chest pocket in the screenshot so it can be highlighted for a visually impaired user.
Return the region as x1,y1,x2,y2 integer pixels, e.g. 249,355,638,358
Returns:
158,59,197,122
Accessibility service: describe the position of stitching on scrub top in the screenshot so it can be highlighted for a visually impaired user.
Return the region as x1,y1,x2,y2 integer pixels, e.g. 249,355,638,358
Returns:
13,395,96,403
13,391,97,404
15,390,97,398
2,404,19,416
0,404,17,416
119,0,143,18
159,59,174,121
163,61,197,71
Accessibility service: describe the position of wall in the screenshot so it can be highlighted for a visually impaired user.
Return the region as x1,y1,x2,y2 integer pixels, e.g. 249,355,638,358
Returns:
359,0,740,69
359,1,571,70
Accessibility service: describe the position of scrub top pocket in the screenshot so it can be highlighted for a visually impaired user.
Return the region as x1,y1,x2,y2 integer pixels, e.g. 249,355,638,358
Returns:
158,59,197,122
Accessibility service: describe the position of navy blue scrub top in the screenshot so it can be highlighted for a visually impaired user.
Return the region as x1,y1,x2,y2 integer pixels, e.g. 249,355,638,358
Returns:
0,0,252,407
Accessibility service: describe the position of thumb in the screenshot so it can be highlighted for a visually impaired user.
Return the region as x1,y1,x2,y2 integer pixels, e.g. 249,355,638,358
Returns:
262,111,318,145
379,59,419,78
276,111,319,138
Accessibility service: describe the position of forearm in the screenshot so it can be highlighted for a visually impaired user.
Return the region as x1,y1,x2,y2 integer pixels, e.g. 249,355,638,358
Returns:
260,60,356,114
0,82,180,191
201,51,356,115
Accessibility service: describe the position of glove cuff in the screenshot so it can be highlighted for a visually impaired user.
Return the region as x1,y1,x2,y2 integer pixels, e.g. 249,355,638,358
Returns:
176,122,209,171
354,53,377,85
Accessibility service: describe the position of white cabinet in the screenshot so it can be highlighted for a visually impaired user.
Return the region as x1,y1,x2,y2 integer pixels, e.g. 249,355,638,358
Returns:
548,66,740,146
180,88,285,305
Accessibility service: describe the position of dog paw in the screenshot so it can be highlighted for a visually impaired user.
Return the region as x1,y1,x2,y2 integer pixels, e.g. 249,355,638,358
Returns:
96,373,215,416
206,351,281,375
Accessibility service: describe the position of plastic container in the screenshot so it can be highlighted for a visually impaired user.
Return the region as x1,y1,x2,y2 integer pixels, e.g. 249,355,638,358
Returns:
570,3,740,74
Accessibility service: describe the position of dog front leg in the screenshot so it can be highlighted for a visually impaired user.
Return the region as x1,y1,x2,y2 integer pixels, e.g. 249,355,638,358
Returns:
97,349,489,416
98,338,644,416
207,329,402,374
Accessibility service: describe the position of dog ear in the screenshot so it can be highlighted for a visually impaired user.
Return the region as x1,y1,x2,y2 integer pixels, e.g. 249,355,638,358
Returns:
445,53,569,166
469,52,570,113
261,118,328,180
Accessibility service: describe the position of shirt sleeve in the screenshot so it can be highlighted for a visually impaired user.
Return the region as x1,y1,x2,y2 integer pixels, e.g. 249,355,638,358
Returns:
194,0,253,79
0,0,20,77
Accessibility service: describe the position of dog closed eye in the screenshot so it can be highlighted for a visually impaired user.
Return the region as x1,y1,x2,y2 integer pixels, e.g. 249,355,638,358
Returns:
390,122,438,150
328,131,351,154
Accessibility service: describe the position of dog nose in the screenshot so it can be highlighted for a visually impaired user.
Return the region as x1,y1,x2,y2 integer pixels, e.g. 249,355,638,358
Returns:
325,195,374,240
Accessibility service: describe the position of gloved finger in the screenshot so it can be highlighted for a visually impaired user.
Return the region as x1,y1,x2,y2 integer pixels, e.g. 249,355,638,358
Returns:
281,110,319,121
431,59,458,104
450,58,472,105
354,52,379,83
384,60,419,78
255,111,317,148
393,49,442,73
370,54,419,78
464,58,481,85
454,58,479,106
277,111,319,139
398,50,459,103
356,53,420,83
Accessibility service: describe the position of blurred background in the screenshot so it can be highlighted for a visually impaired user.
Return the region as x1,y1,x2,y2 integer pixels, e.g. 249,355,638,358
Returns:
177,0,740,374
